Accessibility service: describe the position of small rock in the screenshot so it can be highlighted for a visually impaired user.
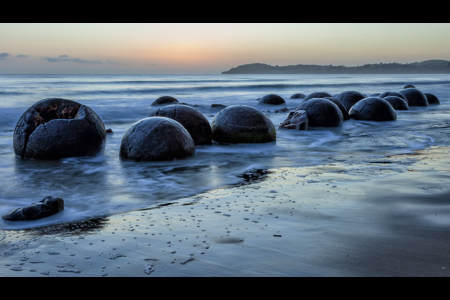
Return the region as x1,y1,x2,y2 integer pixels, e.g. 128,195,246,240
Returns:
2,196,64,221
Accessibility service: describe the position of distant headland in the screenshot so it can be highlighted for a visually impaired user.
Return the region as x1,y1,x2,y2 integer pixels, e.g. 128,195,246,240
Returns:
221,60,450,74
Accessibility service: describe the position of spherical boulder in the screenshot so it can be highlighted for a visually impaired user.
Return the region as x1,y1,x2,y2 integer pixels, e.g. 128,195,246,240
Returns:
424,92,440,105
399,88,429,106
403,84,415,89
349,97,397,121
323,97,350,120
335,91,366,112
296,98,343,127
2,196,64,221
383,96,409,110
290,93,306,99
379,91,408,103
211,105,276,143
119,117,195,161
258,94,285,105
149,104,212,145
151,96,179,106
13,98,106,159
304,92,333,101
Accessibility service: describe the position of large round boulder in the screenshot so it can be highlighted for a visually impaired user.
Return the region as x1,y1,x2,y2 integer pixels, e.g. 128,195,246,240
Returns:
304,92,333,101
290,93,306,99
211,105,276,143
424,92,440,105
119,117,195,161
13,98,106,159
383,96,409,110
323,97,350,120
149,104,212,145
379,91,408,103
399,88,429,106
258,94,286,105
335,91,366,112
296,98,343,127
151,96,179,106
349,97,397,121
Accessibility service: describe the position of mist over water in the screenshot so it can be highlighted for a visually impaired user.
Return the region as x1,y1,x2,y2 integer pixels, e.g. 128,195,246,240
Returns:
0,73,449,229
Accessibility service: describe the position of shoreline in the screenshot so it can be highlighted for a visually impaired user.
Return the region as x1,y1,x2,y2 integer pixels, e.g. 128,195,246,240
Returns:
1,146,450,277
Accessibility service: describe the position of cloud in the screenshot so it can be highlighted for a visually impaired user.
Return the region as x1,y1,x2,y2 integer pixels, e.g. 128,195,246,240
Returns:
16,54,30,58
106,60,120,65
43,55,102,64
0,52,10,60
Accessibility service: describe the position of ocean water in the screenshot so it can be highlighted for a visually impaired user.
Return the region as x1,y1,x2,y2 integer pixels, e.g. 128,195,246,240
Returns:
0,73,449,230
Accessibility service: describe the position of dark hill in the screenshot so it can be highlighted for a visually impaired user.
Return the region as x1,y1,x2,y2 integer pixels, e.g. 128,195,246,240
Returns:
222,60,450,74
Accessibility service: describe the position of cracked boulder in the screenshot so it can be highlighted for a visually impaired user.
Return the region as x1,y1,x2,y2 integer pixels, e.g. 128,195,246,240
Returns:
2,196,64,221
279,110,309,130
335,91,366,112
211,105,276,143
119,116,195,161
349,97,397,121
379,91,408,104
13,98,106,159
323,97,350,120
382,96,409,110
399,88,429,106
149,104,212,145
295,98,343,127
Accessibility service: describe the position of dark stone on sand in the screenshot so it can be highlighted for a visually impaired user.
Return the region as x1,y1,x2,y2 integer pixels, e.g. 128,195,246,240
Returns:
383,96,409,110
149,104,212,145
258,94,286,105
211,105,276,143
119,117,195,161
404,84,415,89
13,98,106,159
304,92,333,101
349,97,397,121
296,98,343,127
151,96,179,106
424,92,440,105
290,93,306,99
335,91,366,112
323,97,350,120
279,110,309,130
2,196,64,221
399,88,429,106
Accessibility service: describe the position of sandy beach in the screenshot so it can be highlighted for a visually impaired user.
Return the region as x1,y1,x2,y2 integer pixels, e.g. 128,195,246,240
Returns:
1,145,449,277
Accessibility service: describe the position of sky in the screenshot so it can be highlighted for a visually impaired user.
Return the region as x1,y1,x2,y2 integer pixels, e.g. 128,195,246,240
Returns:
1,23,450,74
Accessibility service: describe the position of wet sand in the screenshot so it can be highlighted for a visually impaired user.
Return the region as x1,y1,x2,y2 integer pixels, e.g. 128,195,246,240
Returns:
1,146,450,277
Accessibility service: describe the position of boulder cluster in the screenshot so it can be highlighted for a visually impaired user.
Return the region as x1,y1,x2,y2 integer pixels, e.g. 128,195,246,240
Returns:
7,84,441,221
280,85,439,129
